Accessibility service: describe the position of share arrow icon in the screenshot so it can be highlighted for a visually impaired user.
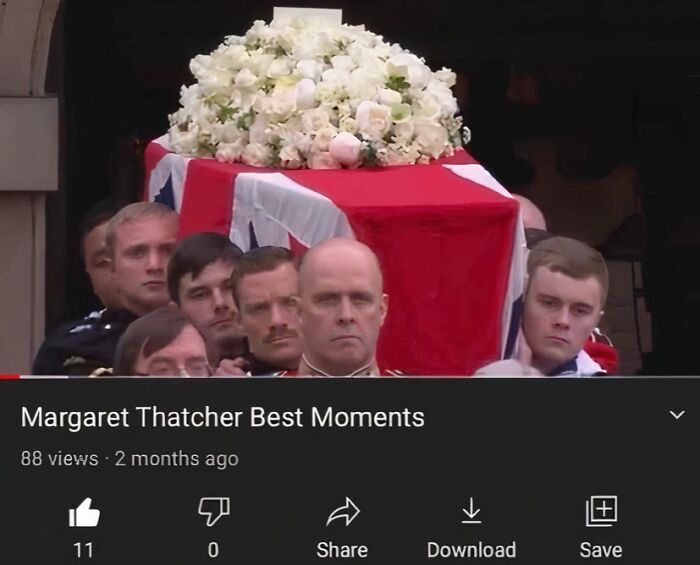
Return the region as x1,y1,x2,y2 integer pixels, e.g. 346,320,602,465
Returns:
326,497,361,526
461,497,482,524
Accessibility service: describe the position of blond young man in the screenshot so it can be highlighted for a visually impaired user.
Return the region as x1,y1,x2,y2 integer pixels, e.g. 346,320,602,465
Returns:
521,236,609,376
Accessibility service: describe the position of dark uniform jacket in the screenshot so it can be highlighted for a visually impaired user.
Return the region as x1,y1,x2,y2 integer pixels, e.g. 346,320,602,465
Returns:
32,309,138,376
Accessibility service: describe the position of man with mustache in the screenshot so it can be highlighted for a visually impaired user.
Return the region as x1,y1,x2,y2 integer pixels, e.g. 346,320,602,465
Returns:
296,238,389,376
168,232,247,374
232,246,302,375
521,236,609,376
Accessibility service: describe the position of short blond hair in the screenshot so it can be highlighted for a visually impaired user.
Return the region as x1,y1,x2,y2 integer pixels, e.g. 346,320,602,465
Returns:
527,236,609,306
106,202,177,255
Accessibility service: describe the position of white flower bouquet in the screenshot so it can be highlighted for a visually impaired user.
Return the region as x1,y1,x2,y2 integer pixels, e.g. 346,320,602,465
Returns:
168,18,468,169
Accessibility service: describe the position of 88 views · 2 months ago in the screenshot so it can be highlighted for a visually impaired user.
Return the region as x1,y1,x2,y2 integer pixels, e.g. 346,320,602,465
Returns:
19,449,240,471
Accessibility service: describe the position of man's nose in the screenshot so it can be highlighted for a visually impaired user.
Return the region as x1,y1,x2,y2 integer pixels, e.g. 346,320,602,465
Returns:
554,308,571,328
145,249,163,272
270,302,288,328
337,296,356,324
212,288,228,311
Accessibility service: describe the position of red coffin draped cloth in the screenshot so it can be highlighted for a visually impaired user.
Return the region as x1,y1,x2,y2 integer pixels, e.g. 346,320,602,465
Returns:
145,143,518,375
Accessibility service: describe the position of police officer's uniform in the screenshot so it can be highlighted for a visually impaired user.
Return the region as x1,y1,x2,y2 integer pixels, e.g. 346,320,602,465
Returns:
32,309,138,376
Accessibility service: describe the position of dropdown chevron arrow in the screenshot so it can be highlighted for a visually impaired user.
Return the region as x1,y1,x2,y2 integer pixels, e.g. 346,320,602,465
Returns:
670,410,685,420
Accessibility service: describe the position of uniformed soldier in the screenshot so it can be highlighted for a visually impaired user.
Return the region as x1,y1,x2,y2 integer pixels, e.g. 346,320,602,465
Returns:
32,202,179,375
231,246,303,376
295,238,391,377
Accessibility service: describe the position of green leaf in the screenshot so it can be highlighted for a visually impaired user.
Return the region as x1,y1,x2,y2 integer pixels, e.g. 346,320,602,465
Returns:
197,140,217,156
216,104,238,123
385,76,411,92
361,142,379,166
237,109,255,130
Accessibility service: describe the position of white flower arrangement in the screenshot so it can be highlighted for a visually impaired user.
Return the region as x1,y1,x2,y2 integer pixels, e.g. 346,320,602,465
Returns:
168,18,469,168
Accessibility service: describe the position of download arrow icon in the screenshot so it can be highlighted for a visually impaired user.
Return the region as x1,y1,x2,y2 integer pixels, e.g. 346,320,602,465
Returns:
326,497,360,526
461,497,482,524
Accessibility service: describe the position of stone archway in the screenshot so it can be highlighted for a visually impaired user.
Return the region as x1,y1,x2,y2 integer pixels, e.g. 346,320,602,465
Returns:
0,0,61,372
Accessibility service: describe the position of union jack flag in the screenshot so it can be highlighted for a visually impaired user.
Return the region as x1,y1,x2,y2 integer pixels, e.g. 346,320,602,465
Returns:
145,135,524,375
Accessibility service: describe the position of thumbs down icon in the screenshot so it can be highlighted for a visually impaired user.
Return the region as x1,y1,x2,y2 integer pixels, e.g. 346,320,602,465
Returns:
69,498,100,527
198,497,230,527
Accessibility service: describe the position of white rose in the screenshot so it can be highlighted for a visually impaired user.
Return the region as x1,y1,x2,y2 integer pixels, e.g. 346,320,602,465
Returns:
220,44,250,69
348,44,386,75
295,78,317,110
248,115,270,145
210,120,242,144
169,126,200,156
267,58,291,79
291,31,335,60
412,93,442,121
301,108,331,133
414,121,449,159
215,139,247,163
279,145,304,169
322,68,351,86
331,55,356,72
388,53,432,89
224,34,245,46
378,88,402,106
350,67,385,90
241,143,272,167
434,67,457,87
179,84,201,109
426,79,459,116
312,127,338,153
267,93,296,121
355,101,392,141
329,132,362,167
393,120,415,142
308,152,342,169
235,68,258,89
245,20,267,42
198,68,234,96
245,20,276,44
295,59,323,81
189,55,213,81
247,53,275,78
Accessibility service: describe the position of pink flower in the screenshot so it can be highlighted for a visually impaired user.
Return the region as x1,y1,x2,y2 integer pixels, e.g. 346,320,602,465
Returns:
328,132,362,167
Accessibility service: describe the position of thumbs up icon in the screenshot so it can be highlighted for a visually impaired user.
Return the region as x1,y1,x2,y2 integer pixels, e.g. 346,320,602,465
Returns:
69,498,101,527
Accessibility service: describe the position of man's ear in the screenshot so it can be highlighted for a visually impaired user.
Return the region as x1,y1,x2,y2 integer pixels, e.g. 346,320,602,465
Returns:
379,293,389,326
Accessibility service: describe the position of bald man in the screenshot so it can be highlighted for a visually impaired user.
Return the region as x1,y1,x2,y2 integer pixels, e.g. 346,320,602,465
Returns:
513,194,547,231
296,238,389,376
